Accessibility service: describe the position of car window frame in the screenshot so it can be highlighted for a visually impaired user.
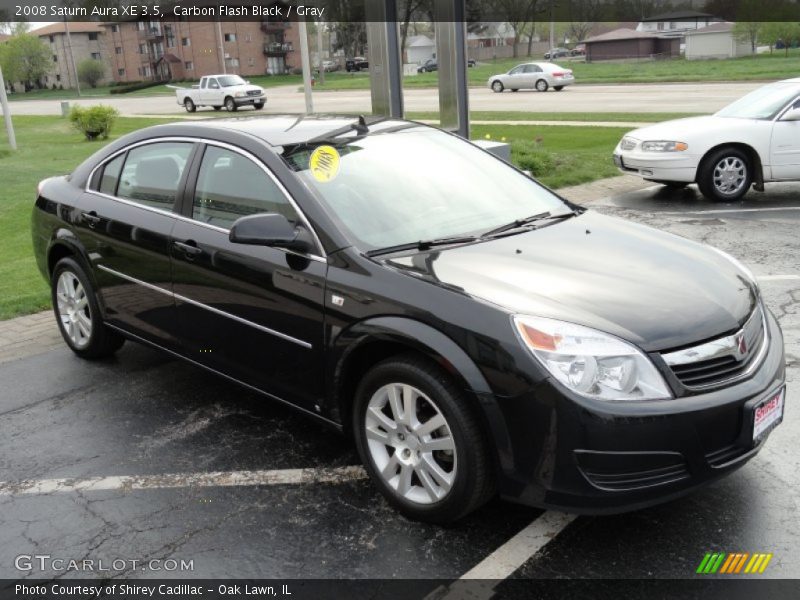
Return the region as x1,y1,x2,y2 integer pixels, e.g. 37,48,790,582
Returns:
85,137,327,263
774,93,800,121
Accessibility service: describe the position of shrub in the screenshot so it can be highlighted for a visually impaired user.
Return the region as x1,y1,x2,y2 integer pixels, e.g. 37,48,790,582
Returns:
77,59,105,88
109,80,164,94
511,140,556,176
69,105,119,140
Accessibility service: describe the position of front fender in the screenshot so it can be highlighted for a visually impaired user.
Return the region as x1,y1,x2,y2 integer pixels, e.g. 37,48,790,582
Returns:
329,316,514,474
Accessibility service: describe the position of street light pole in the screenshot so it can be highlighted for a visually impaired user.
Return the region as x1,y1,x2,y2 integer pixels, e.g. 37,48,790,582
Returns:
298,20,313,114
64,19,82,96
0,65,18,150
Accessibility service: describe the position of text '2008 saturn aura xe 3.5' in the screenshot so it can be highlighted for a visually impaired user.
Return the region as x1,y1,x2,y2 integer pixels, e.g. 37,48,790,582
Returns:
32,116,786,523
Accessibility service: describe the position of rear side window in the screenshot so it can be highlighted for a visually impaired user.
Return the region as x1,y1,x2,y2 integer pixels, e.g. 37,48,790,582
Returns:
117,142,193,210
192,145,297,229
99,154,124,195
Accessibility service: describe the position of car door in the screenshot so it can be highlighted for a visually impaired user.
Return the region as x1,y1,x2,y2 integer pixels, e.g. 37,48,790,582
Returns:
201,77,221,105
79,139,198,348
169,142,327,411
523,64,543,88
770,99,800,180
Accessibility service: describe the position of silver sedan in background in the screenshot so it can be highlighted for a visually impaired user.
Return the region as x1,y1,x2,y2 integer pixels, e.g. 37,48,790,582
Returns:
488,62,575,93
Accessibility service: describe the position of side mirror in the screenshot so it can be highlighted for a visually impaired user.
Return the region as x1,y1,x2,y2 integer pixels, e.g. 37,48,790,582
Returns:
229,213,313,253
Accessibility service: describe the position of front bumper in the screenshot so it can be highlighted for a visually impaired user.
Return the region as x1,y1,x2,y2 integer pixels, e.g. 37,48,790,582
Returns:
495,309,786,514
234,95,266,106
613,145,699,183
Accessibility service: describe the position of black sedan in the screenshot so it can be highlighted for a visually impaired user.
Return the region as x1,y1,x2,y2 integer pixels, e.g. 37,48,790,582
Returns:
32,116,786,523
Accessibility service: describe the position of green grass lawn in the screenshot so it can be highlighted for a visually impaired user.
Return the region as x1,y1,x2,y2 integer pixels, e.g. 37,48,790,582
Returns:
409,111,704,122
0,115,625,320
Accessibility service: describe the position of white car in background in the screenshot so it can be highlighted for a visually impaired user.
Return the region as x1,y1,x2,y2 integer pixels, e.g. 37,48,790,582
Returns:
614,78,800,202
488,62,574,93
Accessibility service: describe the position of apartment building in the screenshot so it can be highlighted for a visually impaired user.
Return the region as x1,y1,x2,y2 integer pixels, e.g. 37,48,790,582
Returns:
103,19,301,83
33,22,111,88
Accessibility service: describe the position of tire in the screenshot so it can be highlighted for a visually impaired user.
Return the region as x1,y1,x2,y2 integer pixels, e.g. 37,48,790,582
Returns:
554,86,564,91
224,97,237,112
353,355,495,524
254,102,264,110
511,89,519,92
535,79,549,92
51,257,124,359
491,80,504,93
183,98,196,113
213,106,222,111
697,147,752,202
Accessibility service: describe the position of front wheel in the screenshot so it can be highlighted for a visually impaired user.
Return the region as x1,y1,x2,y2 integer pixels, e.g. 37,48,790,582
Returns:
353,355,495,524
184,98,196,113
697,148,752,202
213,106,222,111
51,257,124,359
254,102,264,110
535,79,549,92
491,80,504,93
224,97,237,112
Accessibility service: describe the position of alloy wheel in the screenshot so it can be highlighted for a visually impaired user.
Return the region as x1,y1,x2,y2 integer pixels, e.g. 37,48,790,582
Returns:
55,271,92,349
364,383,456,505
712,156,747,197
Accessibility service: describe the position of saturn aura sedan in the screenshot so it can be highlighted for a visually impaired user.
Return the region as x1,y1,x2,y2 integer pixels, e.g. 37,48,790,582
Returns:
614,78,800,202
33,116,785,523
488,62,574,93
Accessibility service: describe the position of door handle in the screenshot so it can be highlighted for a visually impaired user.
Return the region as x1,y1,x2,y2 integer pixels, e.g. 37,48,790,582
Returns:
173,240,202,258
81,211,101,228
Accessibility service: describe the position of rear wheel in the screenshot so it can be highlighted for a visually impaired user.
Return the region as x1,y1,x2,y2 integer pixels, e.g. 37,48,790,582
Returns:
491,80,504,93
183,98,196,113
697,147,752,202
511,88,519,92
224,97,237,112
535,79,549,92
554,86,564,91
213,106,222,111
51,257,124,359
353,355,495,524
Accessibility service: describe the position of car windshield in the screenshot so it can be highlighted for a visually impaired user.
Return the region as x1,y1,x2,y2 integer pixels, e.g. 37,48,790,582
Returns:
282,128,572,252
218,75,247,87
716,84,800,120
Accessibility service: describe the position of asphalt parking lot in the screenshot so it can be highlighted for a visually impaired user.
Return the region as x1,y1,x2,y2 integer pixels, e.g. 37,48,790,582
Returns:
1,182,798,591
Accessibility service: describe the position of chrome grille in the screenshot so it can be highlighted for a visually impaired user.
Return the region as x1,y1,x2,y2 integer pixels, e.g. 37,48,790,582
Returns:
246,90,262,97
662,306,767,390
620,137,637,151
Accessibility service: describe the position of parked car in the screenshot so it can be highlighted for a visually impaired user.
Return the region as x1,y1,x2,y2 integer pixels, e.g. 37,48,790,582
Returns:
418,58,438,73
488,62,575,92
321,60,340,72
613,78,800,201
570,43,586,56
172,75,265,113
544,47,570,59
418,58,477,72
33,116,785,523
345,57,369,72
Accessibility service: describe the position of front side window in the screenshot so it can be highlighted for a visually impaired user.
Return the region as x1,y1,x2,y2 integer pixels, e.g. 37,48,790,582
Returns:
217,75,246,87
192,146,297,229
282,128,570,252
117,142,193,210
508,66,524,75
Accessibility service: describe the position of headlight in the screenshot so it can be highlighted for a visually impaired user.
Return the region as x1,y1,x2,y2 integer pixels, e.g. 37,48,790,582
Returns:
513,316,672,401
234,91,246,97
641,141,688,152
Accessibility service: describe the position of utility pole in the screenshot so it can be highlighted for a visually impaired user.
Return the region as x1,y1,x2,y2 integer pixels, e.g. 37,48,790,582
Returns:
216,19,227,74
298,20,313,114
0,65,17,150
316,22,325,86
64,19,82,96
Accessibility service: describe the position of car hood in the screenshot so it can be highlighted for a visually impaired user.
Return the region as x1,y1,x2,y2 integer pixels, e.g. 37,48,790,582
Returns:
623,115,745,143
384,211,757,352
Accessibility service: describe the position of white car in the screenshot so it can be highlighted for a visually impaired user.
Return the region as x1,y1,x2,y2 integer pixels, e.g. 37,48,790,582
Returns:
488,62,574,93
614,78,800,202
173,74,266,113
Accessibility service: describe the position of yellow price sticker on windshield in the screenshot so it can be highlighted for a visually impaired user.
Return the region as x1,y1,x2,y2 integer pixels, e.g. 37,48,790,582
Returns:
309,145,341,183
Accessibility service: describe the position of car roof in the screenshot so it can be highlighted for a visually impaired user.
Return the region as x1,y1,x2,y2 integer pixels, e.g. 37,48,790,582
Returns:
165,115,421,147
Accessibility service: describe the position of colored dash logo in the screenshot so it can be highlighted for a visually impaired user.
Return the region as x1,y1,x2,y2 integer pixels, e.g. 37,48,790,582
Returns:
696,552,773,574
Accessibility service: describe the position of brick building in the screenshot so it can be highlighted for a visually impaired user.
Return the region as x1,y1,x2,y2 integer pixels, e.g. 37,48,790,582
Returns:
103,19,301,83
33,22,110,89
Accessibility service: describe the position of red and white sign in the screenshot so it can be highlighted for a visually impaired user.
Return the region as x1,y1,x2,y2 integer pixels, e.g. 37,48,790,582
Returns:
753,388,785,441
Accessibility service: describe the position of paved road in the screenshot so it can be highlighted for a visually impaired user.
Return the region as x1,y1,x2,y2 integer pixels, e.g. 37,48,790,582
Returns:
0,182,798,594
4,82,763,117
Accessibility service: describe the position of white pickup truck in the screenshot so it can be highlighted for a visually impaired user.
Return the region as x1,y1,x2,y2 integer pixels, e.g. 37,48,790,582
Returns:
174,74,266,113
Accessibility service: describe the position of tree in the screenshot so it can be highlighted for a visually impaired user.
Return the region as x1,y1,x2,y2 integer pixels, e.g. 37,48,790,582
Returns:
0,33,51,90
733,22,763,54
399,0,431,61
761,21,800,56
326,0,367,59
77,59,105,88
497,0,540,57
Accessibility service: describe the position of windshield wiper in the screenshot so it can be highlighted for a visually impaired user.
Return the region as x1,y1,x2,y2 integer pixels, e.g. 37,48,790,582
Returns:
480,211,576,239
366,235,478,257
